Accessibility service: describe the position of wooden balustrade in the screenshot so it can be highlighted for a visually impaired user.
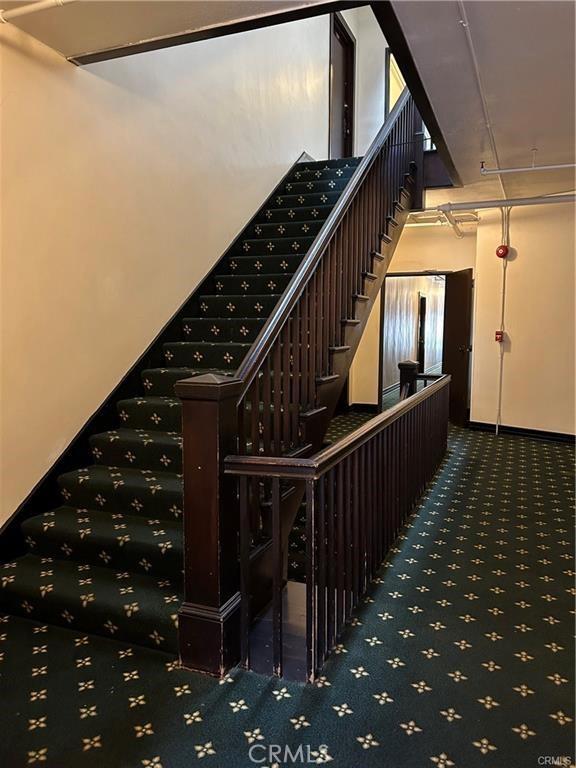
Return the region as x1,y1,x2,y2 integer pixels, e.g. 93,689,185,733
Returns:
226,375,450,681
176,89,424,674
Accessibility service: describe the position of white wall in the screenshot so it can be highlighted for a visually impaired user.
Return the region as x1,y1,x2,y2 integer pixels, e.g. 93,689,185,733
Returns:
341,6,387,155
0,17,331,525
471,203,575,435
391,224,478,272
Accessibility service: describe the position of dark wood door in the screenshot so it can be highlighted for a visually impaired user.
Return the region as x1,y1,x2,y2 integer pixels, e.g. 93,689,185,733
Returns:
330,15,354,159
442,269,473,425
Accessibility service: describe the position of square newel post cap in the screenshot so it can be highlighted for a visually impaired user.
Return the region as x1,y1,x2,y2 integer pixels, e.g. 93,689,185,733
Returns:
175,373,244,402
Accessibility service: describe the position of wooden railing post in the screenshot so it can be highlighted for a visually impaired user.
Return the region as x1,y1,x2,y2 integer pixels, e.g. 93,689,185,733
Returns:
175,373,243,675
398,360,419,397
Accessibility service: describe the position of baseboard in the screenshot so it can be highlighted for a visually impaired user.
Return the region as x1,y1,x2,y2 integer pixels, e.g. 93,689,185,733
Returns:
349,403,380,414
468,421,575,445
0,151,313,563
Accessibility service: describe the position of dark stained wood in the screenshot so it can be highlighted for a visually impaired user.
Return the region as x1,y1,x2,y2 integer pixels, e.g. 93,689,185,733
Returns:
330,13,356,159
175,374,243,675
370,1,462,187
226,376,450,679
442,268,473,426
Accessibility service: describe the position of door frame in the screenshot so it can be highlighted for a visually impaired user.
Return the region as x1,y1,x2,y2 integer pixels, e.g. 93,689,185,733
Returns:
329,12,356,159
379,270,473,415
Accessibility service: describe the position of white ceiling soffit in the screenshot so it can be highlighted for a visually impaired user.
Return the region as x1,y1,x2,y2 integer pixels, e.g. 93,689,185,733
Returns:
2,0,345,63
392,0,576,199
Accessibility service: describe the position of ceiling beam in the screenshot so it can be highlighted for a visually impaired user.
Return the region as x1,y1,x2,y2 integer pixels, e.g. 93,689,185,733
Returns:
70,0,365,66
370,1,462,187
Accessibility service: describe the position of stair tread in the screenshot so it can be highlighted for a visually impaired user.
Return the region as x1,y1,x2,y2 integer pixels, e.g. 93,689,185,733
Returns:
0,553,180,652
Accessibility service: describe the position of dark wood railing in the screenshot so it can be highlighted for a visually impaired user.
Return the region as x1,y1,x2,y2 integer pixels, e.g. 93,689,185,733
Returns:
235,91,421,458
226,375,450,680
175,89,423,674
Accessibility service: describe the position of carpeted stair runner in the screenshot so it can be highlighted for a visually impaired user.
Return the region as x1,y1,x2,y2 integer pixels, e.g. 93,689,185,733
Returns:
0,157,361,655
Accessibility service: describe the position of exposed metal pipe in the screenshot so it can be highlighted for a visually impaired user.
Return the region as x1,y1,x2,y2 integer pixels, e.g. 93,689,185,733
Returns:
437,193,576,213
481,161,576,176
0,0,76,24
442,209,464,239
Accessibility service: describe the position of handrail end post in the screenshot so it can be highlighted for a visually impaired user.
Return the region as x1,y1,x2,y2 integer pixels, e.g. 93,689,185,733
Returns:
176,373,244,676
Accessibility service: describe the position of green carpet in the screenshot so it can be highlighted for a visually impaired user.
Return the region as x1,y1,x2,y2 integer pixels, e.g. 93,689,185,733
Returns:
1,427,573,768
0,158,361,653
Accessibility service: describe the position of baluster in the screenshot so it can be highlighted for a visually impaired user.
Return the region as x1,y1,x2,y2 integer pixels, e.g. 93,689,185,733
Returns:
239,475,250,668
317,476,326,670
272,477,283,677
305,478,317,681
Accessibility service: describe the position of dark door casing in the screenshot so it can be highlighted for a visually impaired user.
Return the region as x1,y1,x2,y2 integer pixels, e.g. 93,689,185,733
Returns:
442,268,474,426
329,14,355,159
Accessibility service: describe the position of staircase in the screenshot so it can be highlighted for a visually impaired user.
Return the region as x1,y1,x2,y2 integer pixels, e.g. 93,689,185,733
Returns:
0,157,362,654
1,90,422,675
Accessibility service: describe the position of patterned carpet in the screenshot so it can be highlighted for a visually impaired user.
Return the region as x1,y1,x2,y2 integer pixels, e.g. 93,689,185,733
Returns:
0,157,362,654
2,426,573,768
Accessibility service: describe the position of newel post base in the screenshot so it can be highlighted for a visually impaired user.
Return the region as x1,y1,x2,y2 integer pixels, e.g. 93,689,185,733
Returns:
175,373,243,676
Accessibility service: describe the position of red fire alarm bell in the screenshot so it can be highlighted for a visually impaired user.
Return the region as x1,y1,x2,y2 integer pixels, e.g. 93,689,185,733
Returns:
495,330,504,343
496,244,509,259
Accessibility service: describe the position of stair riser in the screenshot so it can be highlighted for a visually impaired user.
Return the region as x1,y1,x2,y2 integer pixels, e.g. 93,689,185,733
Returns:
282,179,348,195
118,399,182,432
58,477,183,520
22,522,183,580
198,295,280,318
212,274,292,295
226,255,303,275
290,166,356,182
246,220,324,239
0,561,178,653
141,369,198,397
163,342,248,370
90,434,182,473
272,191,341,208
233,236,314,257
297,159,361,172
255,205,333,224
182,318,264,344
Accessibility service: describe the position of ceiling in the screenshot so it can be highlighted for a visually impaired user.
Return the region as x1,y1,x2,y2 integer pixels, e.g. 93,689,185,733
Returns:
393,0,576,200
1,0,347,62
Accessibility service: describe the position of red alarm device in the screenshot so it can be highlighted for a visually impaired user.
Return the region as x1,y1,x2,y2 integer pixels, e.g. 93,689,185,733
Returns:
495,330,504,343
496,244,509,259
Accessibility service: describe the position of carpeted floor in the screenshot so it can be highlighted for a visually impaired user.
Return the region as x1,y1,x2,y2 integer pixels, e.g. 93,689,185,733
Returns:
2,426,573,768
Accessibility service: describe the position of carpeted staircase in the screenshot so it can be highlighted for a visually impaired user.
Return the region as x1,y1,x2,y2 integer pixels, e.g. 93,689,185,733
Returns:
0,157,361,655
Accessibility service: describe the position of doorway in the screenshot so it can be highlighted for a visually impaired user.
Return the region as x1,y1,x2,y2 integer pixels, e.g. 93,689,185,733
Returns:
380,269,473,424
329,14,355,159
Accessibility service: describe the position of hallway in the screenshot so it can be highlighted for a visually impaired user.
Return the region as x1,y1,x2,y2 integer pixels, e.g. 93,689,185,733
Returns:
1,427,573,768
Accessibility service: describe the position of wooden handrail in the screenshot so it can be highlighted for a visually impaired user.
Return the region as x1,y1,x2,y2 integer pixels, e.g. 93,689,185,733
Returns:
234,88,413,398
225,374,451,479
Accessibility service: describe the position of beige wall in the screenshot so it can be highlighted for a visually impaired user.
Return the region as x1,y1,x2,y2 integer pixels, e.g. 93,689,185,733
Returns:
471,203,575,434
382,198,575,435
0,17,331,524
391,224,478,272
342,6,387,406
1,10,392,525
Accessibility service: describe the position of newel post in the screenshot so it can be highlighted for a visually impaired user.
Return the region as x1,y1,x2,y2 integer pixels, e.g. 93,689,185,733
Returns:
175,373,243,676
398,360,419,398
